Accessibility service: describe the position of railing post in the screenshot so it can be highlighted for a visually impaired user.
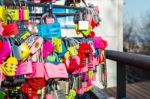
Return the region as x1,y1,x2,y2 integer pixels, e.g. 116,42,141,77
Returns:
117,62,126,99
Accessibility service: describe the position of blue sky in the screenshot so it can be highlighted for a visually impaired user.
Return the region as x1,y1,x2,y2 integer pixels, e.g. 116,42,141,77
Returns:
124,0,150,18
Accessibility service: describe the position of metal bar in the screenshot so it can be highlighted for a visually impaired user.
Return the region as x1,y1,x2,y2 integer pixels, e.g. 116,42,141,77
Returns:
4,1,82,10
30,13,77,17
2,79,26,87
27,2,82,10
117,62,126,99
105,50,150,70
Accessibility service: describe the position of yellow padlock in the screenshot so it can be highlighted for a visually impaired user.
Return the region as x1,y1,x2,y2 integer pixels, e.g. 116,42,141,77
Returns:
0,6,7,22
18,42,30,61
87,85,92,91
2,57,18,76
65,51,71,59
88,70,94,80
68,47,78,57
24,9,29,20
7,9,19,21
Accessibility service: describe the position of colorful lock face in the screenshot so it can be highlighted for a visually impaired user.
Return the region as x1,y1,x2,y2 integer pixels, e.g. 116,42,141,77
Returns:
7,9,19,21
2,57,18,76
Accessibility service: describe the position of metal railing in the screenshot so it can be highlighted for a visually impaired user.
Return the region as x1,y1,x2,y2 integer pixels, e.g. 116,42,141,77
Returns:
105,50,150,99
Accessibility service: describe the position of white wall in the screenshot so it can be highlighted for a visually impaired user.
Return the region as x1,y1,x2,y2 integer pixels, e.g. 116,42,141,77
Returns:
55,0,124,88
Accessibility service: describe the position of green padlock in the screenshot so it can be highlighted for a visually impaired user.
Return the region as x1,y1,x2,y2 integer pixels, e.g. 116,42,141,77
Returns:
66,89,76,99
7,8,19,21
82,25,92,37
88,70,94,80
0,90,5,99
20,30,31,40
46,52,59,63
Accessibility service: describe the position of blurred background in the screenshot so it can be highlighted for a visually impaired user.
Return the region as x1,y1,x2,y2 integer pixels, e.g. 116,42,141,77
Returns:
124,0,150,83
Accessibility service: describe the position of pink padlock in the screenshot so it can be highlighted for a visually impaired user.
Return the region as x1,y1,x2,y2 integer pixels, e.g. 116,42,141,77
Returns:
87,80,92,86
19,8,24,20
76,88,84,94
43,40,54,59
82,82,87,92
92,73,96,81
46,94,53,99
0,22,3,35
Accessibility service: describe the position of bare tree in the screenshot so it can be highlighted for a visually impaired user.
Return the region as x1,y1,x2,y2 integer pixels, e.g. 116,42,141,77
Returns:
124,11,150,55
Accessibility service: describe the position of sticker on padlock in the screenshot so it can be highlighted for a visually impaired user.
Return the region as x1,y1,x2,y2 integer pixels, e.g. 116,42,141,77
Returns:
30,37,43,54
20,31,31,40
79,21,89,30
25,35,38,48
45,17,55,24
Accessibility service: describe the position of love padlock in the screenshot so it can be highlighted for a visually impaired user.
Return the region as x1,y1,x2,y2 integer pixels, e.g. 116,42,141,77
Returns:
7,8,19,21
19,8,24,20
24,8,29,20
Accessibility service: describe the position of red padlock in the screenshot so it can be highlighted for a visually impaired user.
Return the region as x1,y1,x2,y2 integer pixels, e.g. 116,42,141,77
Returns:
21,83,37,99
90,19,97,29
87,31,95,38
2,22,19,37
28,78,46,91
0,41,3,49
78,53,86,68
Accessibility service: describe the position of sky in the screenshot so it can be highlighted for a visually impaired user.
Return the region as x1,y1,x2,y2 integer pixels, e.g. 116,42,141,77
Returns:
124,0,150,19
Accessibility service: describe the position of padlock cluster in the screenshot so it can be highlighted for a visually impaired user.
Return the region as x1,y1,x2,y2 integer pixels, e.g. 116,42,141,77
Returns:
0,1,108,99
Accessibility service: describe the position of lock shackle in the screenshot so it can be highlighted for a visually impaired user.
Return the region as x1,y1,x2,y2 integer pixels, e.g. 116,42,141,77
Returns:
12,0,17,6
19,0,22,7
0,0,4,5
